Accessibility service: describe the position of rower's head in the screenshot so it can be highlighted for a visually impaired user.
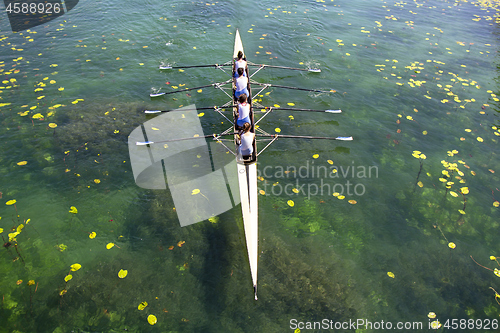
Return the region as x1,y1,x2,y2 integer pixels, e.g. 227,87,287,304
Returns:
237,51,244,60
242,122,251,132
237,67,244,77
238,94,247,103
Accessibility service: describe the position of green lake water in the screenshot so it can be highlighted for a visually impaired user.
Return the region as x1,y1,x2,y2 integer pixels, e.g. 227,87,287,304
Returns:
1,0,500,332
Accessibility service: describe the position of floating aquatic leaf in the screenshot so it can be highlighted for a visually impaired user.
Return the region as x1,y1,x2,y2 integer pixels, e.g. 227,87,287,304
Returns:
460,187,469,194
69,206,78,214
198,113,204,117
118,269,128,278
177,240,185,247
287,200,294,207
89,232,96,239
106,242,115,249
17,161,27,166
450,191,458,197
138,301,148,310
94,179,101,184
348,200,357,204
16,224,24,233
312,154,319,159
8,232,19,242
16,279,22,285
327,160,333,165
490,256,496,261
417,181,423,187
477,137,483,142
428,312,436,319
48,123,57,128
191,189,200,195
28,280,35,286
493,201,499,208
387,272,395,278
495,268,500,278
6,200,16,205
458,210,466,215
64,274,73,282
259,190,265,195
431,320,442,329
275,128,281,133
60,289,67,296
448,242,456,249
58,87,64,91
147,314,157,325
332,192,339,197
70,263,81,271
292,188,299,194
338,195,345,200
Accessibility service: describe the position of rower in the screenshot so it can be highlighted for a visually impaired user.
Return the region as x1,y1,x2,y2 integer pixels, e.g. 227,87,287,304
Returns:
236,93,251,129
235,68,249,100
234,50,247,77
238,122,255,157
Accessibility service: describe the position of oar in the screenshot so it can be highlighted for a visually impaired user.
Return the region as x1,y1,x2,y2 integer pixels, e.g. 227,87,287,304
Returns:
144,106,224,114
256,134,353,141
252,82,336,94
159,64,232,70
258,107,341,113
136,133,236,145
150,79,231,97
249,64,321,73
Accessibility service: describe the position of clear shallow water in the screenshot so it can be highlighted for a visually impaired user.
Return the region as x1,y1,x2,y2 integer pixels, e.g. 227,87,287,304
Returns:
1,0,500,332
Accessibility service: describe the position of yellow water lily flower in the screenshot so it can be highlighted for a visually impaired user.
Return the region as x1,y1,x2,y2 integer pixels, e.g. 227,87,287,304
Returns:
69,206,78,214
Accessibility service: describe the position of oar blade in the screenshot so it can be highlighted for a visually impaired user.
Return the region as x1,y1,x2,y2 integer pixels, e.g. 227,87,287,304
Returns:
309,68,321,73
150,92,165,97
136,141,154,146
335,136,353,141
325,109,342,113
159,65,172,70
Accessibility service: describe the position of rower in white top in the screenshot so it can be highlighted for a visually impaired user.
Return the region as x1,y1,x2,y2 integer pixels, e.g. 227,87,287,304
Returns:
238,122,255,158
234,50,247,77
236,94,251,128
235,67,249,99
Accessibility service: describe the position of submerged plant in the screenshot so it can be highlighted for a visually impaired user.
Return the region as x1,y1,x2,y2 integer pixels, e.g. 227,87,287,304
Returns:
470,256,500,306
412,150,426,192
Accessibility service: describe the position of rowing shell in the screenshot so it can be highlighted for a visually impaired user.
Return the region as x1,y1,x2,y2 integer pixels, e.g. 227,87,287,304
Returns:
233,29,259,300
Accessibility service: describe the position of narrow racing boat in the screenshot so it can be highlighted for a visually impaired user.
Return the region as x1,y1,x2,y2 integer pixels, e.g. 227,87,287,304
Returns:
232,30,259,300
